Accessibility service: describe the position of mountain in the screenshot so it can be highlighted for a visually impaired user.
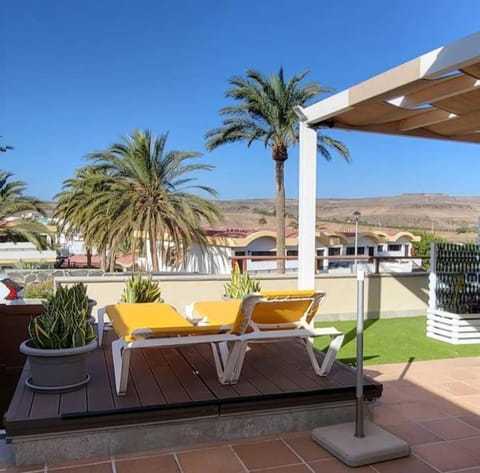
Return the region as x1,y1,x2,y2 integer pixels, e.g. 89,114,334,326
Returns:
214,194,480,242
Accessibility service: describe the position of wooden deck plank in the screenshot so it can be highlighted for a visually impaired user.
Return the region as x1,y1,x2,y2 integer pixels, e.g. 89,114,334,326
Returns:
84,342,115,413
262,341,330,390
129,349,167,406
144,348,191,403
243,343,304,392
4,361,34,422
59,387,87,415
30,393,60,419
161,348,215,402
180,344,258,398
195,343,273,397
4,336,382,439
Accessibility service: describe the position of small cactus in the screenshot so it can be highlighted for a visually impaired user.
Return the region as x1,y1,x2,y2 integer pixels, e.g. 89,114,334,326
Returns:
224,263,261,299
120,273,162,303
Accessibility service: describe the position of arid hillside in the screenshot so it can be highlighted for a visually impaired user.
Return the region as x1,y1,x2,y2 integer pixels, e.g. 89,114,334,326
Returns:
214,193,480,243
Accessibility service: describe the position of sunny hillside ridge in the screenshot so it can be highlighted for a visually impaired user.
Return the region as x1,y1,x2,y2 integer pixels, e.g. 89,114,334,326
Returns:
213,193,480,243
40,193,479,243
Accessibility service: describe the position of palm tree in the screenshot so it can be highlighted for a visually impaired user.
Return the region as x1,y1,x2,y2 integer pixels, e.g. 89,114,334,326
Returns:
55,167,113,270
205,68,350,273
57,130,222,272
0,171,52,249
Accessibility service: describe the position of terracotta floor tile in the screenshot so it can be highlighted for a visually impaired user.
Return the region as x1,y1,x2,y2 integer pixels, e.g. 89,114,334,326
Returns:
454,436,480,461
439,381,480,396
253,466,311,473
384,421,444,445
176,446,244,473
413,441,480,471
115,454,179,473
459,414,480,429
429,398,472,416
283,434,332,462
373,454,440,473
233,439,300,470
391,401,447,422
308,458,375,472
420,417,480,439
374,404,410,427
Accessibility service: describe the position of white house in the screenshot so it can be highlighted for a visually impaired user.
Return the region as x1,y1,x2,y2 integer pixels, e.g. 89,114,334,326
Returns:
144,228,420,275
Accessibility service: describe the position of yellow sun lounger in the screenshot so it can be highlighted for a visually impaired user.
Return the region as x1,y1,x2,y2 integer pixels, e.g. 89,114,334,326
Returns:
97,300,257,395
187,290,344,382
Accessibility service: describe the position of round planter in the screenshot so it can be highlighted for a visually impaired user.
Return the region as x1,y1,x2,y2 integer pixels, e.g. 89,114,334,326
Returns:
19,339,97,393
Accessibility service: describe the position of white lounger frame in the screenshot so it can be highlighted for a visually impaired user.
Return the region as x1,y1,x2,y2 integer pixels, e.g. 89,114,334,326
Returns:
97,307,248,395
98,292,344,396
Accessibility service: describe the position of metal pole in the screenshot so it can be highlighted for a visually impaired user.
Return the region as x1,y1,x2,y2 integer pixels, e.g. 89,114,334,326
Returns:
354,219,359,272
353,210,361,273
355,269,365,438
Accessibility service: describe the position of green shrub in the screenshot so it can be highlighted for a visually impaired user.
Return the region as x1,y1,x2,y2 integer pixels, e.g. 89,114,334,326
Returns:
120,273,162,303
224,264,261,299
24,279,54,299
28,283,96,349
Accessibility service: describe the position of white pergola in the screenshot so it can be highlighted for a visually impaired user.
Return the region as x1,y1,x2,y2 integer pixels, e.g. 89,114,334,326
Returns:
296,31,480,288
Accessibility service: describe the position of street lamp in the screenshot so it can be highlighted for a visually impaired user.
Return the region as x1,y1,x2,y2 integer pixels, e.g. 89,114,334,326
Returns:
353,211,361,272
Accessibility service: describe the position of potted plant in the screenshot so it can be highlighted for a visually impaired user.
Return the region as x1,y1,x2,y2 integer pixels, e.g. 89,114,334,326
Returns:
19,283,97,392
120,273,162,303
224,263,261,299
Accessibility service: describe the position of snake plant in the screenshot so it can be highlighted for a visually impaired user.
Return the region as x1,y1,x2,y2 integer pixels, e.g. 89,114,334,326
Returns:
28,283,96,349
120,273,162,303
224,263,261,299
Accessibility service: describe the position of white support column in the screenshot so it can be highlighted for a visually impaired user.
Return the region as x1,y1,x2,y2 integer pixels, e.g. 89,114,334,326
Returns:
297,122,318,289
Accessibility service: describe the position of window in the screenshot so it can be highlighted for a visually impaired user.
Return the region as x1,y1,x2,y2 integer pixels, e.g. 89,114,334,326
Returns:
250,250,276,257
328,247,341,256
286,250,298,256
234,251,245,256
388,244,402,252
346,247,365,255
377,245,384,252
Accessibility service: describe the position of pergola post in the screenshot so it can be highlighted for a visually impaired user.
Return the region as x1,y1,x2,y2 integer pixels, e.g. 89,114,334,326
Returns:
297,121,318,289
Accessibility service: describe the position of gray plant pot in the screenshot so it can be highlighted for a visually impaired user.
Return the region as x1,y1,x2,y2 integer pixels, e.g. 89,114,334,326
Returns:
87,298,97,324
19,339,97,393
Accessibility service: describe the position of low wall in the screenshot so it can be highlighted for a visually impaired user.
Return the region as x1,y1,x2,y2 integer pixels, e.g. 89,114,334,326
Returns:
5,269,104,285
55,272,429,321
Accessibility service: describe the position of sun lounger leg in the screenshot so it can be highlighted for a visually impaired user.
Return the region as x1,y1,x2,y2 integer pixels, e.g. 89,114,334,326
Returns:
211,341,248,384
112,338,131,396
97,307,105,347
305,334,345,376
226,341,248,383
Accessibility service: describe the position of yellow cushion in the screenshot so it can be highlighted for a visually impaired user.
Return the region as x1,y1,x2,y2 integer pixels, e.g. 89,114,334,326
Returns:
105,303,225,342
251,300,313,325
260,290,316,298
192,300,244,334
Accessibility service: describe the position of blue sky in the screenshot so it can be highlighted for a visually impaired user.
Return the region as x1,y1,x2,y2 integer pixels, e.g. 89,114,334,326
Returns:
2,0,480,201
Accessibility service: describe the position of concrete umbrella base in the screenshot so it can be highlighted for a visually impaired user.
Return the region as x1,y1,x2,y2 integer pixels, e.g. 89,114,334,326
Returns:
312,420,410,467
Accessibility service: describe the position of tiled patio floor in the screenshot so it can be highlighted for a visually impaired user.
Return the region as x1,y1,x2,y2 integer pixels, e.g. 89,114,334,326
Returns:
2,356,480,472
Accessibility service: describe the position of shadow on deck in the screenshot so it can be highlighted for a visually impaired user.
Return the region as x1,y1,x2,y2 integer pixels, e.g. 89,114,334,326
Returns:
4,329,382,465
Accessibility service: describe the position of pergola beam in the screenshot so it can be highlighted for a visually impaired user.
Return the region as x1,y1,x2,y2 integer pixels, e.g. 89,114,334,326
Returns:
296,31,480,289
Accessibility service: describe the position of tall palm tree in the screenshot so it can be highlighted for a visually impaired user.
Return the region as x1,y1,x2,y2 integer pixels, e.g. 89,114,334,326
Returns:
205,68,350,273
0,171,51,249
57,130,222,272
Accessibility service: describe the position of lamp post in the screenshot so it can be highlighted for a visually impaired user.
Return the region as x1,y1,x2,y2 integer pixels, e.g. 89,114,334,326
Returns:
353,211,361,272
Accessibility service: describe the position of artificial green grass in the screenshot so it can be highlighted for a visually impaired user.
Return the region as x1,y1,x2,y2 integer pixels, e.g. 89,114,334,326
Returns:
314,316,480,366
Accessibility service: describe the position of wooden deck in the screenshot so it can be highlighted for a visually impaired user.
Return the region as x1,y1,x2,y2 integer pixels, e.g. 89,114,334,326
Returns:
4,329,382,440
